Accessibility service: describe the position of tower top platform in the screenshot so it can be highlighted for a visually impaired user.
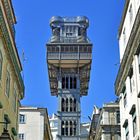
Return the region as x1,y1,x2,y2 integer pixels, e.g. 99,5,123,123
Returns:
50,16,89,27
48,16,91,44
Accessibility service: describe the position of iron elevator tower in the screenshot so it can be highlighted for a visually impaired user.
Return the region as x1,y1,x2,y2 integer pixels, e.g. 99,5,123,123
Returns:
47,16,92,140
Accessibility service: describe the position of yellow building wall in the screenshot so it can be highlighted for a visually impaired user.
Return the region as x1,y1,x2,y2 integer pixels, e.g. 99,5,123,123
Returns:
0,1,24,140
0,37,21,140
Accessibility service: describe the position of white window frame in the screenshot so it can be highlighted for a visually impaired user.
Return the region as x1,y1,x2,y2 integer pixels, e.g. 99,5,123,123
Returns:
19,133,25,140
19,114,26,124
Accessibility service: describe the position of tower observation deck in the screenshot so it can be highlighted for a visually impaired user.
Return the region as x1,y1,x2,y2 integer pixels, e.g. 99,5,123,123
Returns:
46,16,92,140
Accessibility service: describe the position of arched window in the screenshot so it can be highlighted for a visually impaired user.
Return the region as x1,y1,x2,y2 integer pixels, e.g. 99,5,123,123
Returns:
61,98,65,112
73,121,76,136
73,98,76,112
66,77,69,89
61,121,65,135
65,121,68,136
70,98,73,112
62,76,69,89
74,77,77,89
5,71,10,97
70,77,73,89
66,98,69,112
62,77,65,89
70,121,73,136
70,76,77,89
0,50,3,80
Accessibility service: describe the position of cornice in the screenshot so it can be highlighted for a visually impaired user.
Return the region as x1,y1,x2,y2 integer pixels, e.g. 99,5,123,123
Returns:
118,0,130,38
0,8,24,98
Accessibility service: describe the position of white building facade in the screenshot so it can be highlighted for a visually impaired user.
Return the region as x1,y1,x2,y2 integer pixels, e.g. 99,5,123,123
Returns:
115,0,140,140
18,107,52,140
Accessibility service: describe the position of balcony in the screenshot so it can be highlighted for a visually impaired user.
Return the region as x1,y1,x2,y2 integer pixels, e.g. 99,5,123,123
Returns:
47,52,91,60
47,52,91,68
50,36,88,43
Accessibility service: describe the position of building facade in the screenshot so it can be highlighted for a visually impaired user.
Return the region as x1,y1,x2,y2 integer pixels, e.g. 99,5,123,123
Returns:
47,16,92,140
80,123,90,140
88,103,121,140
18,107,52,140
50,114,90,140
49,114,58,140
88,106,100,140
0,0,24,139
115,0,140,140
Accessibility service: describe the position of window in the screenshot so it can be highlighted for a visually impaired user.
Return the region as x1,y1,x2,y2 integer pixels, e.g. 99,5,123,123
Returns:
19,133,25,140
138,51,140,73
116,111,120,124
62,76,77,89
123,86,127,108
73,98,76,112
62,98,65,112
19,114,25,124
129,68,133,93
129,4,133,24
62,77,69,89
62,77,65,89
124,94,127,108
109,112,115,124
126,130,129,140
66,77,68,89
0,50,3,80
70,98,73,112
61,121,65,135
70,77,77,89
133,116,137,137
130,105,137,137
66,98,69,112
5,71,10,97
70,77,73,89
123,28,126,46
70,121,73,136
61,120,77,136
74,77,77,89
123,120,129,140
62,98,77,112
73,121,76,136
65,121,68,136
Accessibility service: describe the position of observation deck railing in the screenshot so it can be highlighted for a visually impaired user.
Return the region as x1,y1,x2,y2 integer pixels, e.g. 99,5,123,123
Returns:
47,52,92,60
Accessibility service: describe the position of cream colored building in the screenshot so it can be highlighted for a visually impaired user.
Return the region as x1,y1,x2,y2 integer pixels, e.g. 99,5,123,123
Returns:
0,0,24,139
19,107,52,140
115,0,140,140
88,102,120,140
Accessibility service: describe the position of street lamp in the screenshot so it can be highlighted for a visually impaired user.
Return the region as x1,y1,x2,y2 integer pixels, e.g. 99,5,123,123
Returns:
0,122,11,140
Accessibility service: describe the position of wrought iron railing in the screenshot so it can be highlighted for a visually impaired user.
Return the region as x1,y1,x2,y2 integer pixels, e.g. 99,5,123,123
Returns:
47,52,91,60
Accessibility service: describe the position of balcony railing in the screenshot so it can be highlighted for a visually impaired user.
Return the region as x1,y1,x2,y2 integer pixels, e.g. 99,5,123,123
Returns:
50,36,89,43
61,53,78,59
60,37,77,43
47,52,91,60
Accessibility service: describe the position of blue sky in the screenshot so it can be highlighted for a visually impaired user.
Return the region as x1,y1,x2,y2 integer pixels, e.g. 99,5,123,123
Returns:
12,0,125,122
